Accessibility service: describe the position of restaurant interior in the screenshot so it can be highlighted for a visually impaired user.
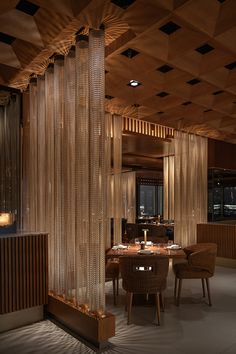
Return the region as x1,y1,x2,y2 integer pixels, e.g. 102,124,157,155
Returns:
0,0,236,353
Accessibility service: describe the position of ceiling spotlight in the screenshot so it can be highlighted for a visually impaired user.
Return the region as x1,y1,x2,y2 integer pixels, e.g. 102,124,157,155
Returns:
128,80,141,87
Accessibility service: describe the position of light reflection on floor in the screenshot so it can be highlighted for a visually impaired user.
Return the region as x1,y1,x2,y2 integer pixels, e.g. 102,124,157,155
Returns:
0,266,236,354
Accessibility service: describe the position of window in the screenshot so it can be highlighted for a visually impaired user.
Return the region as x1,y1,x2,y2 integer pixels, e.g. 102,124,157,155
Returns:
137,178,163,217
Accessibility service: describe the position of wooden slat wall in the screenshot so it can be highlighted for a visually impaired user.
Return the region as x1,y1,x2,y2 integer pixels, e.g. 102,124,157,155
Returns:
197,223,236,259
0,233,48,314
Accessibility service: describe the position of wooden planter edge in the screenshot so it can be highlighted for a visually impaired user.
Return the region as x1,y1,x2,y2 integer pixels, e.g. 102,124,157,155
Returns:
46,295,115,349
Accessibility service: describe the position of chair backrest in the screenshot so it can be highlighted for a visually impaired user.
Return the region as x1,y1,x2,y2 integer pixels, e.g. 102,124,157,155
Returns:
119,255,169,294
184,243,217,276
126,223,139,241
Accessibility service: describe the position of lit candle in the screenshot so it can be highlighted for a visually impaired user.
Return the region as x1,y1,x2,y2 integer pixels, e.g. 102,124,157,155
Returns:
142,229,149,245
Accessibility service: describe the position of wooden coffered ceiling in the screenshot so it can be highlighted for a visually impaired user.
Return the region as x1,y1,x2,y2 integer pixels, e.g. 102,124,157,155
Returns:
0,0,236,145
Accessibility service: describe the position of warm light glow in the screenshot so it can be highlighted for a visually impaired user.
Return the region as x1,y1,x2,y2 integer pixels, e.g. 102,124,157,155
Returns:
0,213,13,226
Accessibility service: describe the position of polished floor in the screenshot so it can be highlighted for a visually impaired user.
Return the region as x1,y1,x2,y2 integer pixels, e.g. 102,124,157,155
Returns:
0,265,236,354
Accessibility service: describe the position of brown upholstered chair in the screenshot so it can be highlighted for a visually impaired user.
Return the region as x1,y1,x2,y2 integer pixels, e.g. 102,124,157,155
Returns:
173,243,217,306
105,252,119,305
119,255,169,325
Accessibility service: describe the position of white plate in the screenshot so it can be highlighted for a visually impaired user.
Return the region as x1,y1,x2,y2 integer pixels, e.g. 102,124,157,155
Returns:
166,245,181,250
138,250,154,255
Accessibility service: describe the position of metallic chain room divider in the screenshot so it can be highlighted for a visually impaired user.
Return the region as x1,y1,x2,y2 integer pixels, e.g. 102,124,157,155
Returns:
0,93,20,220
22,29,110,314
174,131,208,247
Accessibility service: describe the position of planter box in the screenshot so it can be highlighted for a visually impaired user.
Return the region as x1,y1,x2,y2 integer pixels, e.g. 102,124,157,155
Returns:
47,295,115,350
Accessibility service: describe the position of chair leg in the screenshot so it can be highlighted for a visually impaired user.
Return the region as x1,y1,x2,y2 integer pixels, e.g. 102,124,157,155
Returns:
205,278,212,306
176,278,182,306
201,278,206,297
155,293,161,326
127,292,133,325
125,292,128,311
112,279,116,305
174,277,178,298
116,277,119,296
160,291,165,311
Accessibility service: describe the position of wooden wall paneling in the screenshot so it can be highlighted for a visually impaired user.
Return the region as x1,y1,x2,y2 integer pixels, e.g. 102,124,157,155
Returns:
197,223,236,259
0,233,48,315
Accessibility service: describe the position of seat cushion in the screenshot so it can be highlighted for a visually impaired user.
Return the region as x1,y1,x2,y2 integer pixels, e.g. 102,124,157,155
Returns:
173,262,212,279
105,261,119,279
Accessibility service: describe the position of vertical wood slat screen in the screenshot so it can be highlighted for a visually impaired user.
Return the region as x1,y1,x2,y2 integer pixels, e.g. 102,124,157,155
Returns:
0,233,48,314
197,223,236,259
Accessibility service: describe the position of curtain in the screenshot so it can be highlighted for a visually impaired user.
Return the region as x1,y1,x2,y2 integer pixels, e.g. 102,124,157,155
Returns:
0,93,20,225
163,155,174,221
174,131,208,247
122,171,136,223
21,29,108,313
112,114,122,245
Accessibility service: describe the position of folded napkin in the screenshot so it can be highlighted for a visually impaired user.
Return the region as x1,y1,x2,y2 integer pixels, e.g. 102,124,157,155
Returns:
112,244,128,250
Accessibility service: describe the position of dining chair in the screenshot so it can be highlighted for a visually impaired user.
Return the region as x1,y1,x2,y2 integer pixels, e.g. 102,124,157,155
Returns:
173,243,217,306
119,255,169,325
105,250,120,305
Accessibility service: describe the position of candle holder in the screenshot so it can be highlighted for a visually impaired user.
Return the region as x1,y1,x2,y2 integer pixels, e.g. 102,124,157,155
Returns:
142,228,149,247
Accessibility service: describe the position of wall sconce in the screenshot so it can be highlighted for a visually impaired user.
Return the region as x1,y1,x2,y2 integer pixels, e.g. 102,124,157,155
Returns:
0,212,16,234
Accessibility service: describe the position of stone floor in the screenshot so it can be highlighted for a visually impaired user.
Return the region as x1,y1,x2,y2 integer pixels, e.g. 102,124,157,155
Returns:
0,265,236,354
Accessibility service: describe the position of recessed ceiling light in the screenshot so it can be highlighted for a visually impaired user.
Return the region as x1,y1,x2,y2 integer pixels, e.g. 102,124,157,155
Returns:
105,95,114,100
187,78,201,85
195,43,214,55
224,61,236,70
0,32,15,45
16,0,40,16
159,21,181,35
182,101,192,106
157,64,173,73
212,90,224,95
156,91,169,97
128,80,141,87
111,0,136,9
121,48,139,59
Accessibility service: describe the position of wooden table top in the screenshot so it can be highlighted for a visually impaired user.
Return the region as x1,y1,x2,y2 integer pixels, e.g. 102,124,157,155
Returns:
106,244,186,259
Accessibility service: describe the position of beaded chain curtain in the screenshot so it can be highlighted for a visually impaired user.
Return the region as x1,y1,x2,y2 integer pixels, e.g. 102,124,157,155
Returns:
174,131,208,247
112,114,123,245
22,29,108,312
122,172,136,223
0,93,20,221
163,155,174,221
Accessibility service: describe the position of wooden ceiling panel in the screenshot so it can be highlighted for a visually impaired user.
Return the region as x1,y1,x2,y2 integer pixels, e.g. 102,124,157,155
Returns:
0,43,21,68
34,7,72,46
0,9,44,47
12,39,41,69
214,0,236,36
0,63,19,83
123,1,170,35
174,0,220,36
31,0,91,17
0,0,235,143
0,1,18,15
215,26,236,53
